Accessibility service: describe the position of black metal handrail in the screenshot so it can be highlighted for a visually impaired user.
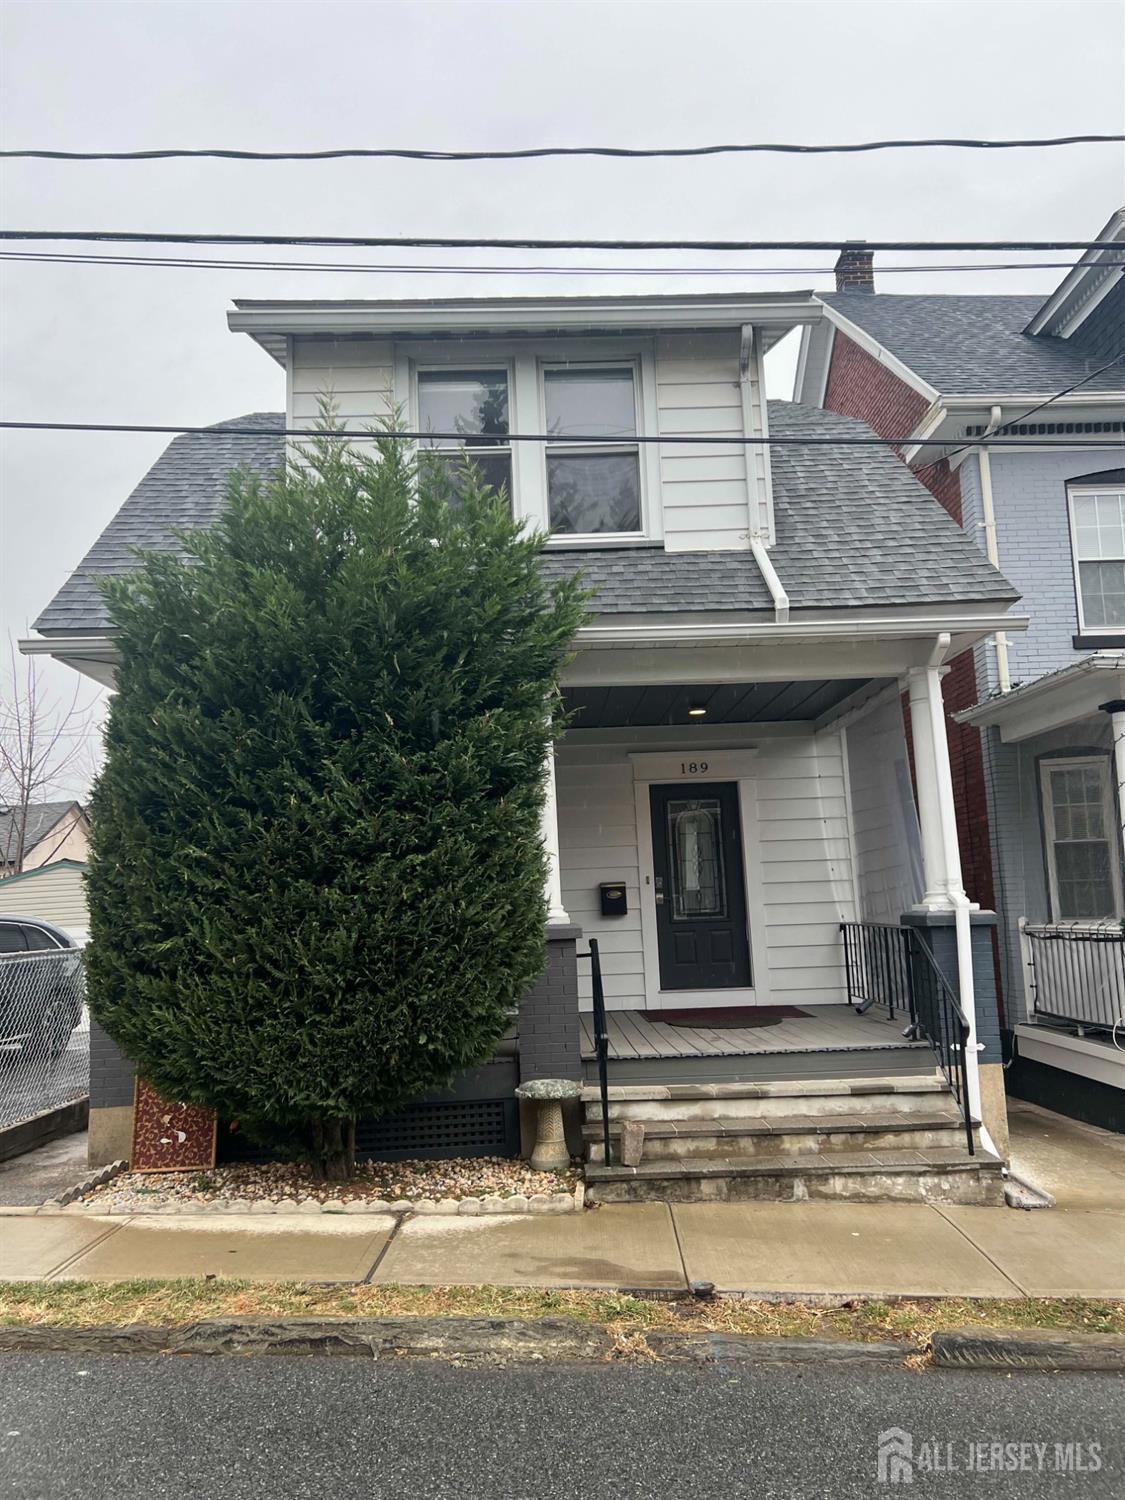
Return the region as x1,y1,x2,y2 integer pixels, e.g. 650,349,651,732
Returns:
577,937,610,1166
840,921,974,1156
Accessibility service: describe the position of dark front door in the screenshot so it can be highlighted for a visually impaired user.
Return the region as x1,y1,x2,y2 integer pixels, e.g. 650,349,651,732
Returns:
650,781,752,992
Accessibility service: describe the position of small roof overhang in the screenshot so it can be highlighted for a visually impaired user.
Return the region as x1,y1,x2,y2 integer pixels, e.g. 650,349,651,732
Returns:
954,651,1125,742
228,291,823,365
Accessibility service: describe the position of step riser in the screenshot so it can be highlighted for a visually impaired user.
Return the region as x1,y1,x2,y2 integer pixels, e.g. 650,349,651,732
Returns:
584,1050,936,1086
586,1165,1005,1207
587,1124,970,1165
588,1093,953,1125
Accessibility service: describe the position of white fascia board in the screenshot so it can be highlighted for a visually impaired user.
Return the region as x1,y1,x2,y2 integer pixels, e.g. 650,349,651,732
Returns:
1014,1024,1125,1088
792,315,835,406
954,652,1125,741
817,304,939,405
228,296,822,340
1024,209,1125,337
902,401,948,466
575,608,1025,648
941,392,1125,411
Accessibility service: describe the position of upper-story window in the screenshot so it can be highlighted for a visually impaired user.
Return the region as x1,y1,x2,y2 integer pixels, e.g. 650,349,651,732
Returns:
417,368,512,503
1069,481,1125,632
543,366,642,535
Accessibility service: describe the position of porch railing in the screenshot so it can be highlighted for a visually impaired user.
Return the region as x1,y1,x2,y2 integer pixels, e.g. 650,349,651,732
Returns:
577,937,611,1166
1021,920,1125,1034
840,921,974,1156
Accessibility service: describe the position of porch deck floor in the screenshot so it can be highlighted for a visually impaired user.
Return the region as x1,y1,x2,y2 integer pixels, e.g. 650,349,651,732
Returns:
580,1005,927,1062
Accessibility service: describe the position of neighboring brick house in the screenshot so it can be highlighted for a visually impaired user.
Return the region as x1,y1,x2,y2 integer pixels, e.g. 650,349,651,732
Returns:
797,209,1125,1131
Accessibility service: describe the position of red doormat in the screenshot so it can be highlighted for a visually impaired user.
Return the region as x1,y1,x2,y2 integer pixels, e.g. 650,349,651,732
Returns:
643,1005,812,1028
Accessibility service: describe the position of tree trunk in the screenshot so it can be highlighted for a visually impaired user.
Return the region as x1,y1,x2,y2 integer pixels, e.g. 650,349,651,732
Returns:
312,1117,356,1180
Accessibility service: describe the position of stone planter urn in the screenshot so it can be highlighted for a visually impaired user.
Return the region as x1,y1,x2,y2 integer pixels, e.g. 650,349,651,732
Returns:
515,1078,582,1172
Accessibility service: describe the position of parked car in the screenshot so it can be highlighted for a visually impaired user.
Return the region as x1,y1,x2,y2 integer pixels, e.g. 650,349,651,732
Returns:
0,916,85,1059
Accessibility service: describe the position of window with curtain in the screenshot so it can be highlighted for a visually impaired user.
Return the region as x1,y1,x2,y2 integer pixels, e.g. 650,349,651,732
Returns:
544,366,642,535
1039,757,1122,920
1069,485,1125,630
417,369,511,505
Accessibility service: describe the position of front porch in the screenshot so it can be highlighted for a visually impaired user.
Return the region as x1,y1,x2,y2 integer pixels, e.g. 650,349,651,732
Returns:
579,1003,933,1084
523,628,1012,1202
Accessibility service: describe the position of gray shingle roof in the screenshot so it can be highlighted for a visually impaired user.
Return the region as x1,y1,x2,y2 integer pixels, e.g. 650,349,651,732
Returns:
33,402,1016,634
821,292,1125,397
0,801,82,867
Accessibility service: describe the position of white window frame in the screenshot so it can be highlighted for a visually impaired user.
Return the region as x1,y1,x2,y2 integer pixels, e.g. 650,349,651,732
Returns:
1067,483,1125,636
412,359,517,507
538,356,652,544
1038,754,1124,921
397,340,662,543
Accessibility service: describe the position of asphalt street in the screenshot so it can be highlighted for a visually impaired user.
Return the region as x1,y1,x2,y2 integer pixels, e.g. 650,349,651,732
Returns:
0,1353,1121,1498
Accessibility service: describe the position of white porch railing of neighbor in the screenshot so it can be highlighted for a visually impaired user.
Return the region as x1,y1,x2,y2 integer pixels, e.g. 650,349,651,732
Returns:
0,948,89,1131
1020,919,1125,1036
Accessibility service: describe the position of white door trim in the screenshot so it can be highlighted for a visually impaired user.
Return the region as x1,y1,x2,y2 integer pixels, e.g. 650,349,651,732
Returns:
631,751,772,1011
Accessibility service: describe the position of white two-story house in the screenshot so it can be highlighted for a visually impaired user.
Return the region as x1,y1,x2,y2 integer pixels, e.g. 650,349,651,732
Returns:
25,289,1025,1201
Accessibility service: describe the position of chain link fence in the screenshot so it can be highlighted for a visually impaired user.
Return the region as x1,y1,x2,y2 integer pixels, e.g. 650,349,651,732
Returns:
0,948,89,1130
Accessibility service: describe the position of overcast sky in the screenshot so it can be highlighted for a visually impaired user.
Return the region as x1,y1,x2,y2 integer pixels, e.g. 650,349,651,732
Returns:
2,0,1124,797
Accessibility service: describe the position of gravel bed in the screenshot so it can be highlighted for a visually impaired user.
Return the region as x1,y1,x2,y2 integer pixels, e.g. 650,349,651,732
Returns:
74,1156,583,1215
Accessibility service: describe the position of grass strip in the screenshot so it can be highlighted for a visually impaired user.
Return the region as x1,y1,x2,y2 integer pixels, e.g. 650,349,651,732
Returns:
0,1281,1121,1346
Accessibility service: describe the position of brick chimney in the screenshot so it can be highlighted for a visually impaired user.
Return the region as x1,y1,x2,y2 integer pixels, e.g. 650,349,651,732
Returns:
834,242,875,293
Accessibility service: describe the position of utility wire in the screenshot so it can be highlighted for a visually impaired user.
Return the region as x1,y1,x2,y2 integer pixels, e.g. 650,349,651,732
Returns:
3,250,1125,277
1,231,1122,252
3,134,1123,162
2,420,1122,450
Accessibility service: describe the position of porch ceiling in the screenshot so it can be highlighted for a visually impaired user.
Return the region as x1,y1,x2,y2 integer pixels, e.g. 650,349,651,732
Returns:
562,678,871,728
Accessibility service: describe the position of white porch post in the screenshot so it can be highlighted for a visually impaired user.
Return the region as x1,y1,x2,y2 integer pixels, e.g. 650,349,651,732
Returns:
911,648,988,1138
906,666,952,910
541,742,570,926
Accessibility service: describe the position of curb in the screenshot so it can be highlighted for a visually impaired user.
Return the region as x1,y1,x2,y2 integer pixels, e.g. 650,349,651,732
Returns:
932,1327,1125,1372
46,1160,129,1208
46,1182,586,1217
0,1315,912,1366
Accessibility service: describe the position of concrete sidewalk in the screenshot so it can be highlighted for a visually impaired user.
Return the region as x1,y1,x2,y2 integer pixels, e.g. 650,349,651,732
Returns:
3,1199,1123,1297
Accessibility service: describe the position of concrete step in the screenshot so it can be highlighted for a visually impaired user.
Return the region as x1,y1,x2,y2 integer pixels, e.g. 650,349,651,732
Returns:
583,1110,972,1165
582,1074,952,1125
584,1148,1006,1206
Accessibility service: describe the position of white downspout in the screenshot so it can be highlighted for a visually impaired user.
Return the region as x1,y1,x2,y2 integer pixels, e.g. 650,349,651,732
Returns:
924,633,996,1156
749,534,790,624
978,405,1012,693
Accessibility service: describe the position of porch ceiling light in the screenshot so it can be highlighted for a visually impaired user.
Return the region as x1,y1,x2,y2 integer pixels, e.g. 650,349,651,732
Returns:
687,703,708,717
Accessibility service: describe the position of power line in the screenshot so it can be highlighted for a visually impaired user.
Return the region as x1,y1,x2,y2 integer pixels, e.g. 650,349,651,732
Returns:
1,231,1122,252
2,420,1122,450
3,250,1125,278
3,134,1123,162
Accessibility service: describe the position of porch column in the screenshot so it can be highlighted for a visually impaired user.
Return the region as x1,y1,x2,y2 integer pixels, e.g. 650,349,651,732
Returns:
906,666,954,910
541,742,570,925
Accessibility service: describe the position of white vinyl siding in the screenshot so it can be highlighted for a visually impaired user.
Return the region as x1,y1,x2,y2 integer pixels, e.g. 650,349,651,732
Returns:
655,332,751,552
0,862,88,939
290,337,396,430
288,331,761,552
556,732,855,1010
843,696,924,922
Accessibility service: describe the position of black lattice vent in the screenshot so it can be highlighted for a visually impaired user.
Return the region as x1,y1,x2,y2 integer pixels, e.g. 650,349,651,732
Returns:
356,1098,519,1162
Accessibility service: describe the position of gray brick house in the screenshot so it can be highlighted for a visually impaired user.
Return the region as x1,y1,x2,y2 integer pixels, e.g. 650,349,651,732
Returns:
798,208,1125,1132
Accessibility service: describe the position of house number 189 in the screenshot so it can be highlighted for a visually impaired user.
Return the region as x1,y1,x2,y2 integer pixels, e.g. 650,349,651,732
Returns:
680,761,709,775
